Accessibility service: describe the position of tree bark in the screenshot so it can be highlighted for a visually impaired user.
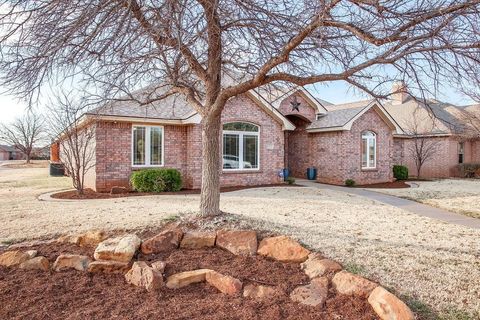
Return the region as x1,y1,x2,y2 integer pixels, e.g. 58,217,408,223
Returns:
199,114,222,216
25,153,31,164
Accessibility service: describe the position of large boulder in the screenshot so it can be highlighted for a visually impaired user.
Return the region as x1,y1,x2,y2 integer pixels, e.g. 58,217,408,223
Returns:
141,229,183,254
290,277,329,307
301,254,342,278
243,284,277,300
257,236,310,263
206,271,243,295
88,261,130,273
180,231,216,249
18,256,50,271
53,254,91,272
0,251,31,267
332,271,377,297
368,287,414,320
125,261,163,292
94,234,141,262
166,269,213,289
216,230,257,256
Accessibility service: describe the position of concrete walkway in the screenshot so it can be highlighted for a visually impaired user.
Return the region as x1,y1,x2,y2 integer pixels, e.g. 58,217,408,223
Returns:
297,179,480,229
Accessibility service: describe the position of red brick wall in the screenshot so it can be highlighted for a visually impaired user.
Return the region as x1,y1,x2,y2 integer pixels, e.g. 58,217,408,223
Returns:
93,122,189,192
278,94,317,122
310,108,394,185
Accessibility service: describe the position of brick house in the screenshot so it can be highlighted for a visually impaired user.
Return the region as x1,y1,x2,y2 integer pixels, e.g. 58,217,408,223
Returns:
0,145,24,161
54,83,480,192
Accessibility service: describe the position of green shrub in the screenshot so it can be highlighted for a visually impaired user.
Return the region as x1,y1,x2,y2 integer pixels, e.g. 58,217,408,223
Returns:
345,179,356,187
457,163,480,178
393,165,409,180
285,176,296,185
130,168,182,192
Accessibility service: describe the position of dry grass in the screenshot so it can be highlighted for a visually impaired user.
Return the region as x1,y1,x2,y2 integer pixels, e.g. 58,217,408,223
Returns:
0,160,50,169
375,179,480,219
1,168,479,319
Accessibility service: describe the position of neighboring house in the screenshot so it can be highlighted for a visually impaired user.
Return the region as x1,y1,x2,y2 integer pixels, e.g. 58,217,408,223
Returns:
53,82,480,192
0,145,24,161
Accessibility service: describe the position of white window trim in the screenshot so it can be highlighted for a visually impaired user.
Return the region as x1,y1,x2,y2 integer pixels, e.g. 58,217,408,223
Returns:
361,131,376,169
131,125,165,167
222,125,260,172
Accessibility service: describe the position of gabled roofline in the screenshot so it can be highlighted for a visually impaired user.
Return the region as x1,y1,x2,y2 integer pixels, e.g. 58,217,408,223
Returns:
246,90,296,131
307,100,405,134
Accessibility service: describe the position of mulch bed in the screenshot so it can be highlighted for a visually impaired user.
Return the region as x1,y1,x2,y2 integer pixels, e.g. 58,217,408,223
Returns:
50,184,302,200
0,241,378,320
355,180,411,189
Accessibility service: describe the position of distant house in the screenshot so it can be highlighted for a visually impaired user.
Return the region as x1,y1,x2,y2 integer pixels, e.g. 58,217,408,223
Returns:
53,82,480,192
0,145,23,161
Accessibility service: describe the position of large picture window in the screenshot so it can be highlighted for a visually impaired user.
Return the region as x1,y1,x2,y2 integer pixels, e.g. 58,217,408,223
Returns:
132,126,164,166
361,131,376,169
223,122,259,170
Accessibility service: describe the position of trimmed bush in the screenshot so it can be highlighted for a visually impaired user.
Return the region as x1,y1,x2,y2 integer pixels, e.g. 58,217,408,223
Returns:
345,179,356,187
285,176,296,185
393,165,409,180
457,163,480,178
130,168,182,192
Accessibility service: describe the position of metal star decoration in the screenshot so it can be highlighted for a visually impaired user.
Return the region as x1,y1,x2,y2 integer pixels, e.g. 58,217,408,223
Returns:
290,96,301,112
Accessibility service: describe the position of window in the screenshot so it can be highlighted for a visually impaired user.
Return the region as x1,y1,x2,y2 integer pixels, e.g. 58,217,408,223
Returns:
458,142,464,164
361,131,376,169
222,122,259,170
132,126,164,166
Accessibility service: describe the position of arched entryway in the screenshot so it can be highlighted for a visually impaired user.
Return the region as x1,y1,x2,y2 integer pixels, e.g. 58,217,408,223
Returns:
285,115,312,179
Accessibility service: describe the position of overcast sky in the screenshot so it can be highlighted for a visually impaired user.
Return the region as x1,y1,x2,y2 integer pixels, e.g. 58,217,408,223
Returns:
0,80,475,125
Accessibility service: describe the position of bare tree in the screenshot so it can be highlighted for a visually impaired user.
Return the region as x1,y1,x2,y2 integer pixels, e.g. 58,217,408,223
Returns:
47,93,96,195
0,112,45,163
405,107,441,178
1,1,480,215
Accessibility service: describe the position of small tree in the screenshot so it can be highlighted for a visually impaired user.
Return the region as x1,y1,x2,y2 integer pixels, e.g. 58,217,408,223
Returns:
0,112,45,163
405,107,440,178
47,93,95,195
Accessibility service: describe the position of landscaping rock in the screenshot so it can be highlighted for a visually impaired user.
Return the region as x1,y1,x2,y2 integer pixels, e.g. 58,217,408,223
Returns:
257,236,310,263
368,287,414,320
125,261,163,291
332,271,377,297
180,231,216,249
78,230,107,247
151,261,166,273
53,254,91,272
25,250,38,259
206,271,243,295
110,186,129,194
0,251,31,267
243,284,277,300
290,277,329,307
301,254,342,278
216,229,257,256
166,269,213,289
94,234,141,262
57,235,81,245
88,261,130,273
140,229,183,254
18,256,50,271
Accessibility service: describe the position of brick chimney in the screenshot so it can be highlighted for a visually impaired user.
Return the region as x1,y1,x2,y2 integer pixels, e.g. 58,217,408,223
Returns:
391,81,409,105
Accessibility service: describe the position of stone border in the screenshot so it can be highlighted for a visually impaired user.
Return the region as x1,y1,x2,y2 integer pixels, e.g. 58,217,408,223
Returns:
0,227,414,320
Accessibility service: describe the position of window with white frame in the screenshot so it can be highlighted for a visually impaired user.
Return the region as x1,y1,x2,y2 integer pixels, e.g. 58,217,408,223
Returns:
132,126,164,166
361,131,376,169
222,122,259,170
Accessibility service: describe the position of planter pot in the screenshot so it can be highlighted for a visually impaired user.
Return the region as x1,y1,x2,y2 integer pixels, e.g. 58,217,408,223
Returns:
306,167,317,180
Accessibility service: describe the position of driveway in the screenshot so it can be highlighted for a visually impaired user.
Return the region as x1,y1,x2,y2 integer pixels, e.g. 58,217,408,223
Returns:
1,166,479,318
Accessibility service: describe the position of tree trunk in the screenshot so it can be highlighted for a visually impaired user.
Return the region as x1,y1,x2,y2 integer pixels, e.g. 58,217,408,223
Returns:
25,153,31,164
199,114,222,216
416,164,422,178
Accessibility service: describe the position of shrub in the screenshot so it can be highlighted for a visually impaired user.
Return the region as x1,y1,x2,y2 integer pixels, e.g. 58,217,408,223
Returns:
130,168,182,192
345,179,356,187
285,176,296,185
457,163,480,178
393,165,409,180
